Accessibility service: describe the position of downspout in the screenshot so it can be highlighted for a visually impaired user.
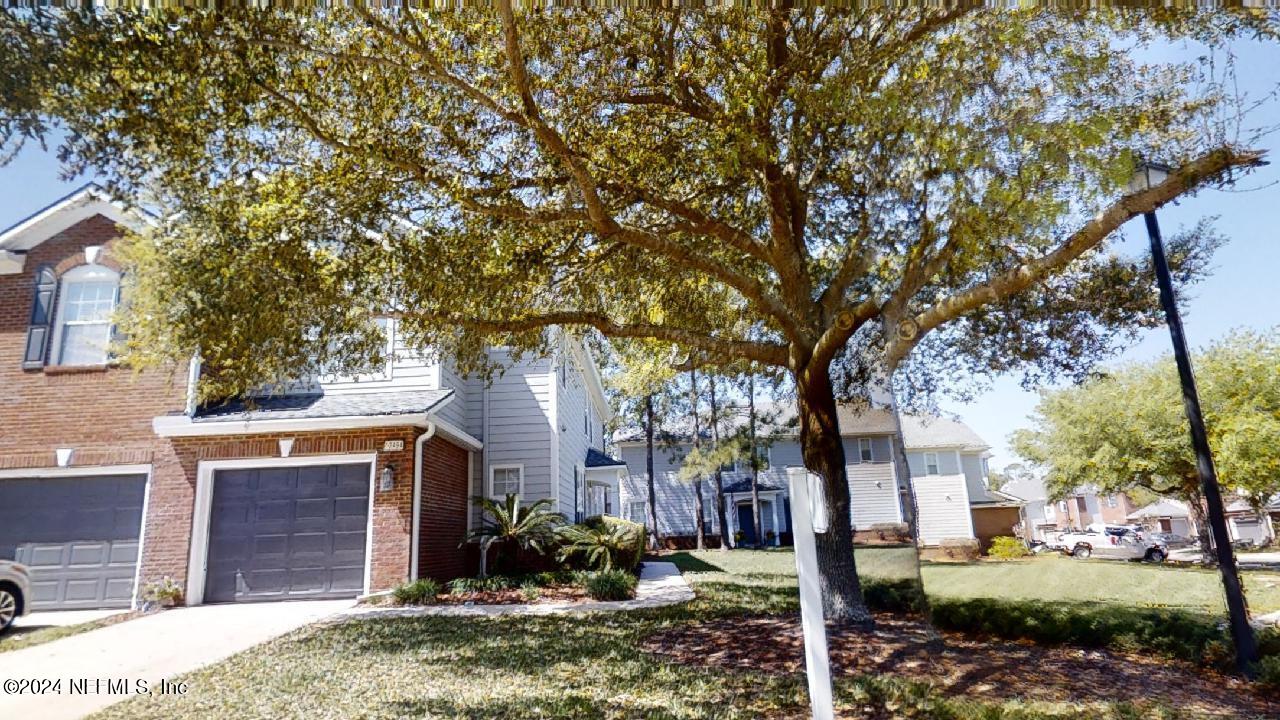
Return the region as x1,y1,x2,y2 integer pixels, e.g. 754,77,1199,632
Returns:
409,420,437,581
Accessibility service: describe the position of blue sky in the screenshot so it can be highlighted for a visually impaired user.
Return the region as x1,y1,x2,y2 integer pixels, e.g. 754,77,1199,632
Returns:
2,37,1277,472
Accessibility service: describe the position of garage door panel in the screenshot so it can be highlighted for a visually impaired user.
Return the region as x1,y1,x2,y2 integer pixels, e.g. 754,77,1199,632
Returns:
294,497,332,520
256,499,293,522
0,474,145,610
206,463,369,603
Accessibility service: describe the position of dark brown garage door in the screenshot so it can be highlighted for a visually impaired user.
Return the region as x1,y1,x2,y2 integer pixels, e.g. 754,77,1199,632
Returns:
0,474,146,610
204,463,370,603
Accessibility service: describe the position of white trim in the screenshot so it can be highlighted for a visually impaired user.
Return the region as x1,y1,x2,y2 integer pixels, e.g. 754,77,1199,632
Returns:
549,357,561,513
0,463,152,479
154,413,432,437
858,437,873,463
432,417,483,451
923,452,940,476
49,264,121,367
0,248,23,274
488,463,524,500
0,185,153,255
130,466,154,609
185,453,378,606
566,337,614,423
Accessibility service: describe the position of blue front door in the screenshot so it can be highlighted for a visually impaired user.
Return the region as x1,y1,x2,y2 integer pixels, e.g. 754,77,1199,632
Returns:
736,504,757,545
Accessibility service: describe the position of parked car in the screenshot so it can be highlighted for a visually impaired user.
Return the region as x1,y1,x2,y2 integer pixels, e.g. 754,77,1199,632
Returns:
1054,524,1167,562
0,559,32,632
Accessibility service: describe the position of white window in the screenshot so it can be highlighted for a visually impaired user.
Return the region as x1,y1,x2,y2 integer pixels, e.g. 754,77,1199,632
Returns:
489,464,523,499
924,452,940,475
1044,504,1056,520
1106,495,1119,508
52,264,120,366
1058,500,1069,513
858,438,873,462
629,501,647,522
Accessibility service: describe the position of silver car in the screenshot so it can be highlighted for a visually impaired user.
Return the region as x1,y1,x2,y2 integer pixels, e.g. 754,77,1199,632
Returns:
0,559,32,632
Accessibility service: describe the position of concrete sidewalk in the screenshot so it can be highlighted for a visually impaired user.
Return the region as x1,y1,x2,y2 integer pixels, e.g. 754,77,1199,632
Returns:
0,599,351,720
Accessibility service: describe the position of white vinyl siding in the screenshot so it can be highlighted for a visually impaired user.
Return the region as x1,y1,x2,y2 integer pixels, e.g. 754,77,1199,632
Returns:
913,473,974,544
847,462,901,529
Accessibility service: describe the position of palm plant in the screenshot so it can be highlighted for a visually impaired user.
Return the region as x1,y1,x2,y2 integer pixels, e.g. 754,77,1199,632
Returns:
463,495,564,579
557,522,637,572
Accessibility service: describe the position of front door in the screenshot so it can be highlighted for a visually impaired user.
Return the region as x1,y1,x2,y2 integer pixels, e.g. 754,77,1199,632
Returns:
736,504,757,545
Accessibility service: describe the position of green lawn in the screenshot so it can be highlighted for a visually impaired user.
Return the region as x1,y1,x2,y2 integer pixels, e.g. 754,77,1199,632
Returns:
88,550,1272,720
667,547,1280,614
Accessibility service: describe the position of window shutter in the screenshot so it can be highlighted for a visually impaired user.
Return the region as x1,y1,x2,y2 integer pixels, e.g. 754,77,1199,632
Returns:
22,265,57,369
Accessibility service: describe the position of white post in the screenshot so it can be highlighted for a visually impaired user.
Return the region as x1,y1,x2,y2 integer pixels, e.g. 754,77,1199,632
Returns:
771,497,781,546
787,467,835,720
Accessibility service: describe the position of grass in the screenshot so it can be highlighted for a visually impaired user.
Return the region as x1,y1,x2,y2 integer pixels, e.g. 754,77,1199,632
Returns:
86,549,1272,720
666,547,1280,614
0,612,135,653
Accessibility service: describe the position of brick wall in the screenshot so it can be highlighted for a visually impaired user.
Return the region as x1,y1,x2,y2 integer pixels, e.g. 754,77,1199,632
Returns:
418,435,471,581
0,215,185,470
142,427,471,600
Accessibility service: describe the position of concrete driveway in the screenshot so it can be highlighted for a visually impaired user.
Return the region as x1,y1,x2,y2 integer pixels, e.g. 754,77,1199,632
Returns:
0,599,351,720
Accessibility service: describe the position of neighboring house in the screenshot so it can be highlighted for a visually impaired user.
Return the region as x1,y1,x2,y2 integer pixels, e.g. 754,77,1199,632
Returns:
1051,487,1140,531
996,474,1057,543
0,185,616,612
617,406,1006,548
1127,498,1196,536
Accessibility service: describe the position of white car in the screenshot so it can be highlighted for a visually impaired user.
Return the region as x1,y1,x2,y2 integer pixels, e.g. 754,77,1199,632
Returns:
1054,524,1167,563
0,559,32,632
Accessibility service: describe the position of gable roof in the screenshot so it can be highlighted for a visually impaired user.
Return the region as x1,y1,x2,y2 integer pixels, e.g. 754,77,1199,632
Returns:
1127,499,1191,520
0,183,154,274
614,403,989,453
191,389,454,423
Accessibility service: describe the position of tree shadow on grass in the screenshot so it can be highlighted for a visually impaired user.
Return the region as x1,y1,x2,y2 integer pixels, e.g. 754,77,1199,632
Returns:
651,551,723,573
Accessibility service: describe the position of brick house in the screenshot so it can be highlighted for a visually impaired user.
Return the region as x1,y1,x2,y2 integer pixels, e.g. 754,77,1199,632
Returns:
0,185,617,611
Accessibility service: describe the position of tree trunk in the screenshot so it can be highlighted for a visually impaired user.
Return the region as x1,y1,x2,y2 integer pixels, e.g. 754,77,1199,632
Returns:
748,375,764,549
796,363,873,627
645,394,662,550
1186,487,1215,565
709,376,731,551
693,478,707,551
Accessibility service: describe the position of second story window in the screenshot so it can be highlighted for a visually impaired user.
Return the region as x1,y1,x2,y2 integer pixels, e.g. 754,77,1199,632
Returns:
858,438,873,462
490,465,523,499
52,264,120,366
924,452,940,475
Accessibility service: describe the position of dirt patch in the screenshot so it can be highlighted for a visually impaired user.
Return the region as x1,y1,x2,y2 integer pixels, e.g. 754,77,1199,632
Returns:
433,585,589,606
642,614,1277,717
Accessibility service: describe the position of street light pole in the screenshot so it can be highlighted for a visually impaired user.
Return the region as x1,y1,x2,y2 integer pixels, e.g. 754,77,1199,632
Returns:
1137,162,1257,675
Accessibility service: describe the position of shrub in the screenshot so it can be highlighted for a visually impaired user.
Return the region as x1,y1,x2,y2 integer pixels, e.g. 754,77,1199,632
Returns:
862,578,926,613
583,570,638,601
141,577,183,606
987,536,1030,560
929,597,1226,665
1255,655,1280,692
391,578,440,605
519,580,542,602
447,575,517,594
558,516,647,572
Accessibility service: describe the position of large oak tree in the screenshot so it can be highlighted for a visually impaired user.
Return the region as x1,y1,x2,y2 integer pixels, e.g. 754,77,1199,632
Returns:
1,7,1272,623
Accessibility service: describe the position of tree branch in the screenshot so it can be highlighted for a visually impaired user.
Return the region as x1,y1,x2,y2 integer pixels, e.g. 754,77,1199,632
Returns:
886,146,1267,366
396,309,790,367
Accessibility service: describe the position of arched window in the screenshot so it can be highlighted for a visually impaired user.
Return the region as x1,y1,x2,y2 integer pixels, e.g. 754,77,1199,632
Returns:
51,264,120,366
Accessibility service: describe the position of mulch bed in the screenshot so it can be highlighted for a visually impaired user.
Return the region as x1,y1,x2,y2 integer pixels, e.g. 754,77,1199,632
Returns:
642,613,1279,717
432,585,589,605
